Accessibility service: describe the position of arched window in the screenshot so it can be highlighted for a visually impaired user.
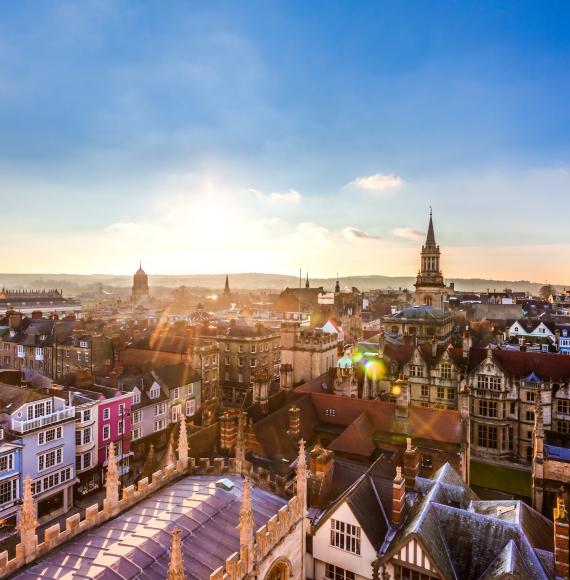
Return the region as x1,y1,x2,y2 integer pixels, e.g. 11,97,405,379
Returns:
265,559,291,580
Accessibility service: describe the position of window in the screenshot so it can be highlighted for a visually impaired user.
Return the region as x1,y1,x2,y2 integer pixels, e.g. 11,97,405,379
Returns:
251,345,256,354
154,402,166,416
186,399,196,417
154,419,167,432
238,357,244,367
77,352,81,362
118,404,125,417
132,410,142,424
225,371,230,381
32,466,72,495
79,340,88,348
526,391,536,402
106,441,122,458
82,409,91,422
558,400,570,415
225,344,230,352
238,373,243,383
526,411,535,422
440,363,452,379
118,420,124,436
330,519,361,555
325,564,355,580
510,402,516,415
421,385,429,398
132,390,141,405
238,345,244,353
437,387,445,400
132,426,143,441
0,453,14,473
38,448,63,471
421,454,433,469
75,427,91,446
35,347,43,360
38,426,63,446
0,479,18,506
103,408,110,421
27,400,52,420
171,387,180,400
393,564,438,580
76,451,92,472
409,365,424,378
477,375,501,390
251,358,257,368
188,384,194,396
17,345,24,358
149,384,160,399
224,356,230,365
477,425,498,449
171,405,180,423
103,425,110,440
479,400,498,418
446,389,455,400
557,420,570,434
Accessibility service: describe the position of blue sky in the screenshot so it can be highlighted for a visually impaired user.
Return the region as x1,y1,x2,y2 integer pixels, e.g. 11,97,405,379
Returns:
0,1,569,281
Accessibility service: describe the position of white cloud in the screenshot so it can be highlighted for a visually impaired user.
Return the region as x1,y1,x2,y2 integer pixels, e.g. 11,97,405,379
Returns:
294,222,333,243
342,227,382,241
348,172,405,193
251,188,301,204
392,227,424,240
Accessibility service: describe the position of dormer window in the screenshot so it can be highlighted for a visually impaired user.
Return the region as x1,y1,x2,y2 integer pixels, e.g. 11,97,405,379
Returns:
79,341,88,348
150,385,160,399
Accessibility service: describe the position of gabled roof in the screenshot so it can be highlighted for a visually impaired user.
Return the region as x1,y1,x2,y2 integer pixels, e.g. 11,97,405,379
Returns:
381,463,553,580
314,455,393,551
328,411,376,457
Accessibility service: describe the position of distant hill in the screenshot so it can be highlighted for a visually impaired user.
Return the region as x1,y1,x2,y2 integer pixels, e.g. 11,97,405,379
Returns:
0,272,561,295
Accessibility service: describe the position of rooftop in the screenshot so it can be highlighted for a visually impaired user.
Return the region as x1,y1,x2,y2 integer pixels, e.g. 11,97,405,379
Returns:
15,475,287,580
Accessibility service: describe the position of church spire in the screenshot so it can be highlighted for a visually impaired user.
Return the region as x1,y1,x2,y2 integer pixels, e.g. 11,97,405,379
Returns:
224,275,230,296
425,207,436,247
305,272,310,288
335,274,340,294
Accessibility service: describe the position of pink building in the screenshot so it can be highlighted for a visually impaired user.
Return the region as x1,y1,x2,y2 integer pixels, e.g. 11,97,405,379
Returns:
75,384,133,483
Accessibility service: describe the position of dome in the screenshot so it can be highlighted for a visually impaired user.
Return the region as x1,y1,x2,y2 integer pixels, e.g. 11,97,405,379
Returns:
337,352,353,369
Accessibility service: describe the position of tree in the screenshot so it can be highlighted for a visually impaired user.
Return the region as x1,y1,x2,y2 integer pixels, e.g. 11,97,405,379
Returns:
539,284,555,300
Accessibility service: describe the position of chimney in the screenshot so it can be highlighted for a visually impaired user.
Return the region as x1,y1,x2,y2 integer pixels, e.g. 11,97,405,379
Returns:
404,438,419,491
554,498,569,579
392,466,406,526
219,411,238,454
8,312,22,331
462,331,472,359
289,406,301,439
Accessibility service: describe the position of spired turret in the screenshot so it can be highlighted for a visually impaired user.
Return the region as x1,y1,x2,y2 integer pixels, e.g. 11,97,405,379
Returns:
414,209,449,310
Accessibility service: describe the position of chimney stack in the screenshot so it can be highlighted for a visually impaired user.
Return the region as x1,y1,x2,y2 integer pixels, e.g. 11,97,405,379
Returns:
289,405,301,439
404,438,419,491
554,497,569,579
462,330,472,359
392,466,406,526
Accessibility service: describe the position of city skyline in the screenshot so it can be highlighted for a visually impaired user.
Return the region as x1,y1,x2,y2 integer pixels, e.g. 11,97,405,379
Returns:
0,2,569,281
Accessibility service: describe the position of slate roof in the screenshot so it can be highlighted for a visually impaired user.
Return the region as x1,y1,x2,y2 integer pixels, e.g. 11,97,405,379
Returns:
0,383,49,414
382,463,554,580
15,476,287,580
385,306,451,321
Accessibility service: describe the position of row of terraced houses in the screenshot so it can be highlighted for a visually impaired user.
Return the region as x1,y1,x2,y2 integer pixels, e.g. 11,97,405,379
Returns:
0,361,200,532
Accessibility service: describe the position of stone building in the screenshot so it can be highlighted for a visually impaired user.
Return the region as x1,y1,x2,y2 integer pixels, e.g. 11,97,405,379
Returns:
354,335,570,474
55,332,113,379
201,321,280,406
279,321,337,387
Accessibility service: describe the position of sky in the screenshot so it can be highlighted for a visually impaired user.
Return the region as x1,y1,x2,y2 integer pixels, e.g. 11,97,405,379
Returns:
0,1,569,282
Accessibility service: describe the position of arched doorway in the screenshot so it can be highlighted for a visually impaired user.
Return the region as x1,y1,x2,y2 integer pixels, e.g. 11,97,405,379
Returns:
264,558,291,580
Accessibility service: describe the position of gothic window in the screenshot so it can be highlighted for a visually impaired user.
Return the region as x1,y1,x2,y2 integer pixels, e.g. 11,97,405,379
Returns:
265,561,291,580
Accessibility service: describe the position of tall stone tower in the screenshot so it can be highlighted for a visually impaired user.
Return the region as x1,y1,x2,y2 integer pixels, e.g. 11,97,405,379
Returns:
132,262,149,304
414,210,447,310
